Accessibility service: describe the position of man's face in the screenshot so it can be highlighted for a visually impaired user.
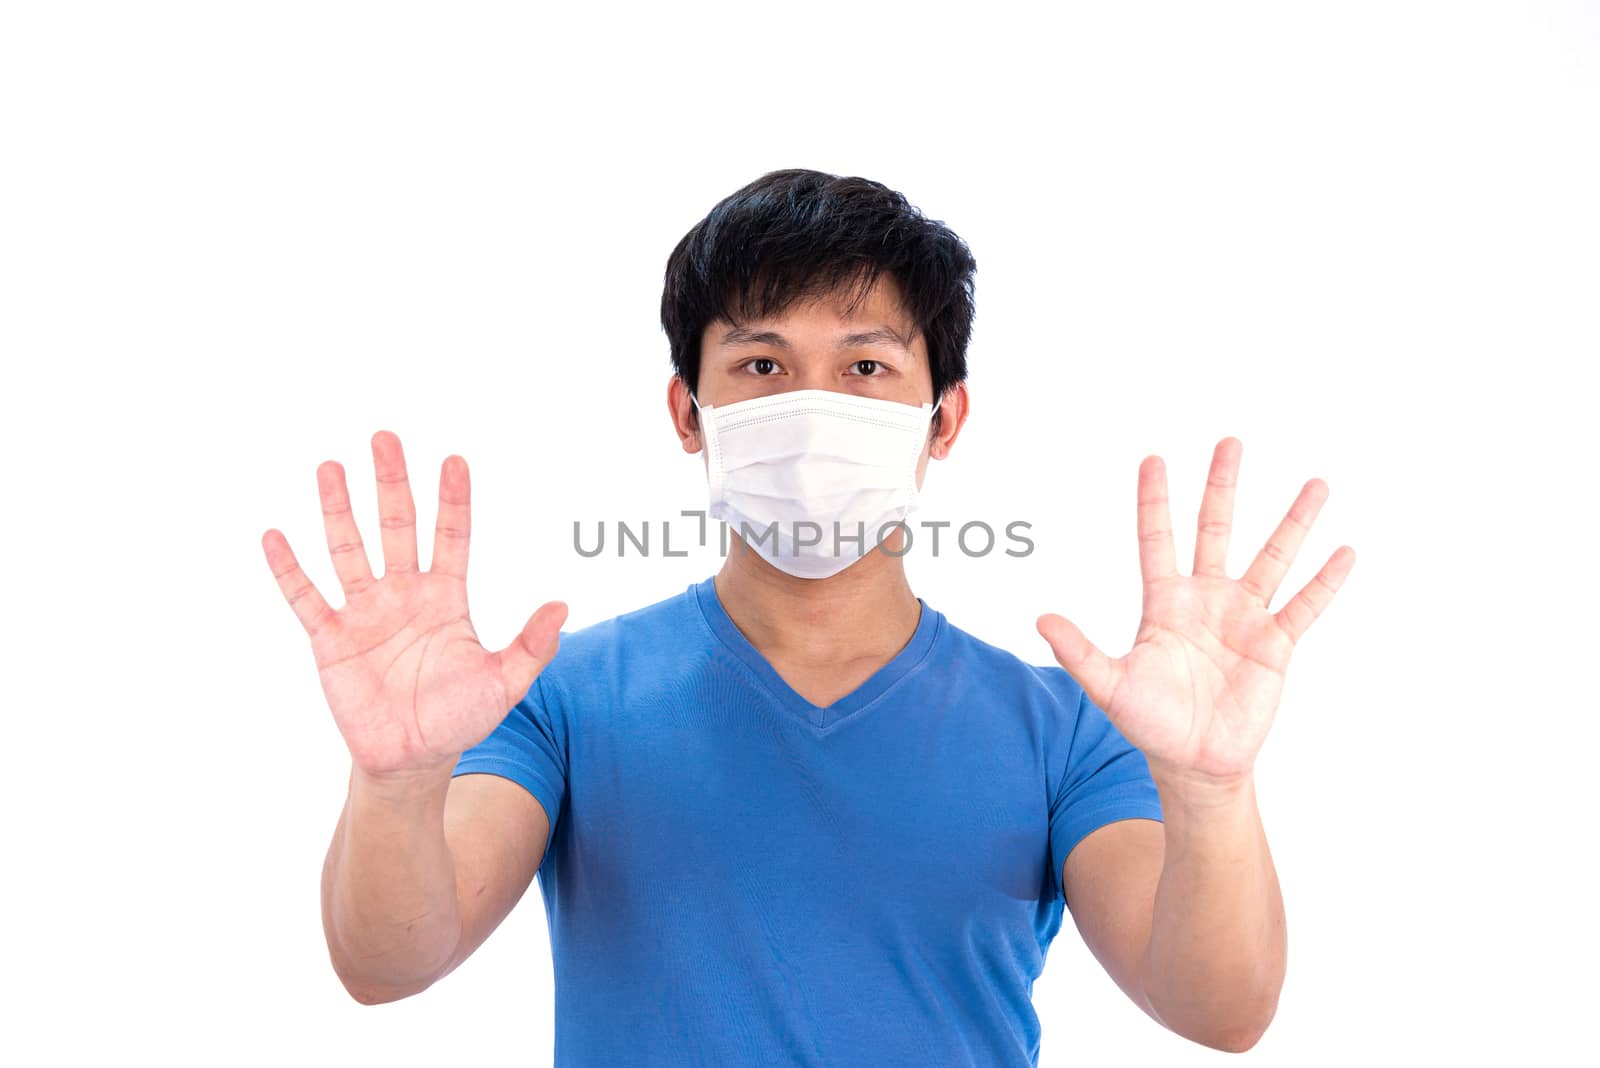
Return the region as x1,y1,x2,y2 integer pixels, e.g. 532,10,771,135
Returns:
671,273,965,486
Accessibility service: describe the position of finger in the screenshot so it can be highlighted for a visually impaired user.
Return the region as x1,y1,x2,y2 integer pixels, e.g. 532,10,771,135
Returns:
431,455,471,580
1194,437,1242,578
1274,546,1356,644
494,601,570,703
1240,478,1329,606
262,529,336,636
317,460,376,597
1137,455,1177,585
371,430,419,577
1037,613,1122,714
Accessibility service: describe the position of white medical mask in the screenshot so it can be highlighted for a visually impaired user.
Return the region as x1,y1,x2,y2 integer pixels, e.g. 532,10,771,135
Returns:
692,388,941,579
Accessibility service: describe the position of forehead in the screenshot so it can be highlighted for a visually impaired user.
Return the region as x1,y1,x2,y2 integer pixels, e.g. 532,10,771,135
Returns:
706,272,918,344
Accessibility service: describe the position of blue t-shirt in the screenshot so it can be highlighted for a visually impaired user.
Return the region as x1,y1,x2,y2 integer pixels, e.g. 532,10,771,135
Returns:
452,576,1163,1066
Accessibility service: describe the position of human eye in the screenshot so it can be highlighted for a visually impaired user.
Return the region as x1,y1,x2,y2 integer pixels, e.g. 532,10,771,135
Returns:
846,359,885,377
742,357,781,376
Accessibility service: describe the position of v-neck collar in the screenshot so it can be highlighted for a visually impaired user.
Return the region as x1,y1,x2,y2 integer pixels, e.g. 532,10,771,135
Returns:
691,575,945,732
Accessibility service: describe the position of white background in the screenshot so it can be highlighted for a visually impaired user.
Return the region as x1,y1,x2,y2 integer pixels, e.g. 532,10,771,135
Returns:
3,1,1596,1064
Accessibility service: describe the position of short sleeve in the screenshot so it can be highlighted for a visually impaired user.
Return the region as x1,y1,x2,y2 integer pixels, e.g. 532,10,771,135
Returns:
1048,685,1164,905
451,671,568,839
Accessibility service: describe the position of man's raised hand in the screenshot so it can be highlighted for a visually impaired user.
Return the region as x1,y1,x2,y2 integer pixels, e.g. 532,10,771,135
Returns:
262,430,567,778
1038,437,1355,785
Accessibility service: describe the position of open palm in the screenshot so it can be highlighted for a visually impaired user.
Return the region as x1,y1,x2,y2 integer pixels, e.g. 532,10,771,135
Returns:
1039,438,1355,782
262,431,567,778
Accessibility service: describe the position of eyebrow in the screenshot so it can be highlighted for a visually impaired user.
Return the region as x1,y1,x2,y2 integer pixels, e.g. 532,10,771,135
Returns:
719,325,912,352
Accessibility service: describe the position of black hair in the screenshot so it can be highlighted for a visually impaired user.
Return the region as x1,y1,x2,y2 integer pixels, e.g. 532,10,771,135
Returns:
660,168,976,420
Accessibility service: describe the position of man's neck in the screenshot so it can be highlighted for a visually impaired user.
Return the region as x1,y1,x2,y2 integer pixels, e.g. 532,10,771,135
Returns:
712,543,922,669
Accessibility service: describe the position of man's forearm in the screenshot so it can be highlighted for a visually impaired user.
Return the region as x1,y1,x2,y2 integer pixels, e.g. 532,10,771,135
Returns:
321,762,464,1004
1137,768,1286,1052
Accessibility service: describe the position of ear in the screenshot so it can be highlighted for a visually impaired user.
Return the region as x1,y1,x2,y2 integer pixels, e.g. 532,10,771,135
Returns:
929,383,970,460
668,375,703,453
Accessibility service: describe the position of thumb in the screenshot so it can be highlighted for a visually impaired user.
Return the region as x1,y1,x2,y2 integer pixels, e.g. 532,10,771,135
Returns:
495,600,569,702
1036,613,1119,713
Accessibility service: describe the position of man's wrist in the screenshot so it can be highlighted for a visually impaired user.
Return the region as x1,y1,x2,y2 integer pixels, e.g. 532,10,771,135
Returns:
349,759,457,811
1147,759,1255,814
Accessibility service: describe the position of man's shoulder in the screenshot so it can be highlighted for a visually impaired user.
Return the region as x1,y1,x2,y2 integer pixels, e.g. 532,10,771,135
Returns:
538,581,709,686
934,610,1087,710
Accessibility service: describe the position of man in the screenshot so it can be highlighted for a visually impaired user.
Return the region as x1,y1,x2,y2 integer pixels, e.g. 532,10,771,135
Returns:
262,169,1355,1065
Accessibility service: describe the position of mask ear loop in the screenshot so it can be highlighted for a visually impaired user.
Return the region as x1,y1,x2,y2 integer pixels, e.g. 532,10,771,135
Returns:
906,392,944,501
688,389,707,435
690,389,724,505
